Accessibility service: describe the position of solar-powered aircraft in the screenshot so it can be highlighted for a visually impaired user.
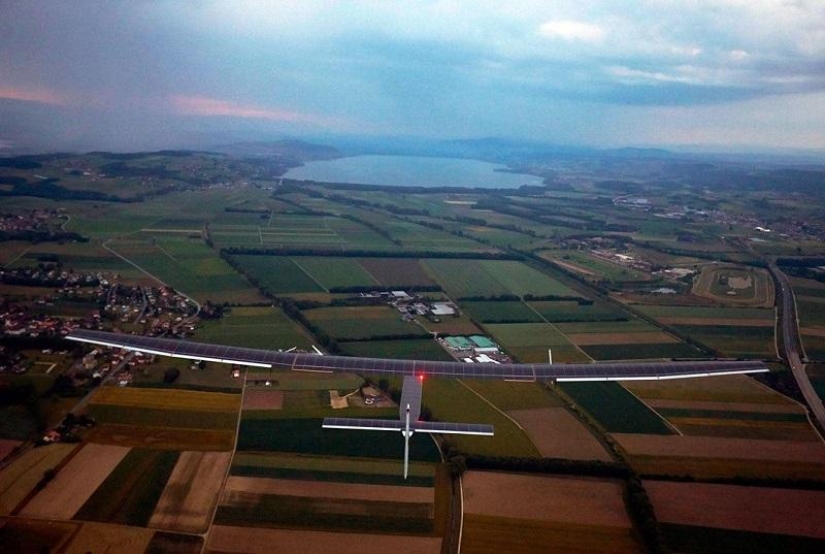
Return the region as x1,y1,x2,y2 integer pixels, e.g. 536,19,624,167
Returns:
67,329,769,478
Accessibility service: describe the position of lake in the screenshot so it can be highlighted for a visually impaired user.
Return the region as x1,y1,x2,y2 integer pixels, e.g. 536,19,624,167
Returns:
283,155,545,188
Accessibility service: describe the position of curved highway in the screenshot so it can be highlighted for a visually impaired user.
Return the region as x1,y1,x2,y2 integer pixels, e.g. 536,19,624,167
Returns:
769,263,825,429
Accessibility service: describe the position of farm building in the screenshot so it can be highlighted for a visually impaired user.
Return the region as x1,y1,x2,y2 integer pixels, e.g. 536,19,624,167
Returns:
431,302,456,316
469,335,499,353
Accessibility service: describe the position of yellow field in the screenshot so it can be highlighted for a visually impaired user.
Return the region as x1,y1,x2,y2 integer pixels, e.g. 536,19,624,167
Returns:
91,386,241,412
623,375,792,405
86,423,235,451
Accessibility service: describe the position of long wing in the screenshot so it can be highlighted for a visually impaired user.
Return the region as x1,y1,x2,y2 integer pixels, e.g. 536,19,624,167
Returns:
67,329,768,382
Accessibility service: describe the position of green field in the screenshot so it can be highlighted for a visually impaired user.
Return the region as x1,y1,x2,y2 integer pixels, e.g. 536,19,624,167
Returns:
237,417,441,461
303,306,429,340
483,322,588,363
674,324,775,358
291,257,379,289
339,339,454,360
229,255,325,294
528,300,628,323
460,300,543,323
637,306,775,320
422,379,540,457
109,236,263,303
85,404,238,429
196,306,313,350
424,259,511,297
660,523,825,554
559,382,674,434
580,342,703,360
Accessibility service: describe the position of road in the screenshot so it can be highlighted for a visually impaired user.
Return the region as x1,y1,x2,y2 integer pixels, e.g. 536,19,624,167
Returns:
769,262,825,429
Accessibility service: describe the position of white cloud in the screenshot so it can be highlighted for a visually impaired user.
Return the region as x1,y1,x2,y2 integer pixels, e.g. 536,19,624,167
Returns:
538,20,606,42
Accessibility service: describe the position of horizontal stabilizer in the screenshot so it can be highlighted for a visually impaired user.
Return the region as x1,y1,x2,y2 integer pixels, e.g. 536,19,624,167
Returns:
323,417,494,436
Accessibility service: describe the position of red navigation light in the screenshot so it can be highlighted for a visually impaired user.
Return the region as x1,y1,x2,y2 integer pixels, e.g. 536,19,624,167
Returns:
418,373,425,383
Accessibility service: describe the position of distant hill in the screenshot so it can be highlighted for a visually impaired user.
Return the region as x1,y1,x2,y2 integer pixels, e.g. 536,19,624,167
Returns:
213,140,341,162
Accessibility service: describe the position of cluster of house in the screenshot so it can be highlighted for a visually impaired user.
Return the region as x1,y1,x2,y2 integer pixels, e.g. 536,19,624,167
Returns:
1,303,77,340
382,290,458,322
0,209,64,234
0,267,104,288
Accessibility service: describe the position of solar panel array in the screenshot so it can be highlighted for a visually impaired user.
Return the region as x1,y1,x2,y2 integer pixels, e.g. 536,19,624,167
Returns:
68,329,769,382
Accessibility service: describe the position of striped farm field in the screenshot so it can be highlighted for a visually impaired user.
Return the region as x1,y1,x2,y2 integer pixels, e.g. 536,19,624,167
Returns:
423,259,511,297
636,305,774,321
484,322,584,364
215,490,434,534
613,434,825,464
231,452,435,487
20,444,130,520
528,300,628,323
61,522,156,554
469,471,646,551
0,443,77,515
75,448,179,527
207,526,442,554
90,386,241,412
565,331,679,346
461,515,644,554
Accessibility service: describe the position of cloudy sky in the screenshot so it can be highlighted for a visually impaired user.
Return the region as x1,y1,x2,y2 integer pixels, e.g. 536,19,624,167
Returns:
1,0,823,152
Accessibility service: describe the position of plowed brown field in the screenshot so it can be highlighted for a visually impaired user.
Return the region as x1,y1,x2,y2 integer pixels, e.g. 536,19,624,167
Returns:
149,451,232,533
86,423,235,451
462,472,631,528
507,408,612,461
646,481,825,538
206,525,442,554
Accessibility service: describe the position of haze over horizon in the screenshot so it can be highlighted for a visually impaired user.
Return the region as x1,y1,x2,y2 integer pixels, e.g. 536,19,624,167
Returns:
1,1,824,154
